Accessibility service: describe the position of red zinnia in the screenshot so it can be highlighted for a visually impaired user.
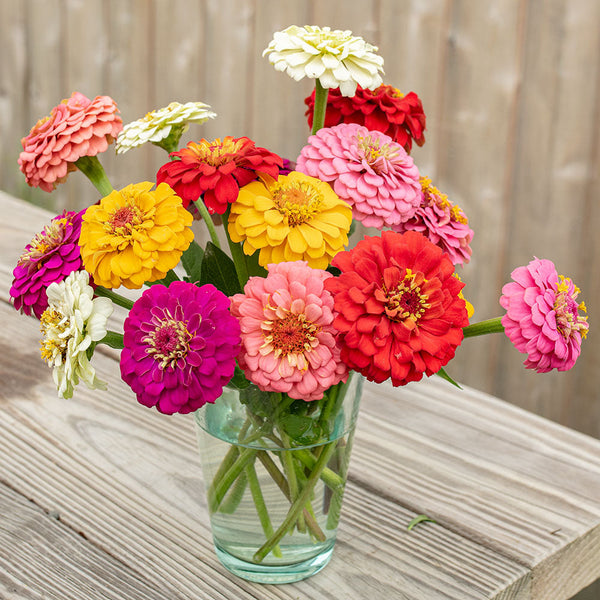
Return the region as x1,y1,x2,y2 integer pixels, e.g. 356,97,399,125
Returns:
305,84,426,152
156,136,282,214
325,231,468,386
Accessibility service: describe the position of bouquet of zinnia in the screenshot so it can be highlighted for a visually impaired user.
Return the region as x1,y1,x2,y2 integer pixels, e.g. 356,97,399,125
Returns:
9,25,589,582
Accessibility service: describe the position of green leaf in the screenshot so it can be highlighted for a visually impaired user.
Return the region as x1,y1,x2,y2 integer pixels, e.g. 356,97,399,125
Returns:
228,366,252,390
435,367,462,389
245,247,268,279
199,242,242,296
180,240,204,283
407,514,436,531
146,269,180,287
280,414,312,438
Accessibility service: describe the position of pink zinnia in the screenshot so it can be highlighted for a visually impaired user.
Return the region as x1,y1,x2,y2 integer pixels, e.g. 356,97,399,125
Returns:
296,123,421,229
120,282,241,415
19,92,122,192
393,177,473,266
230,261,348,401
10,210,84,319
499,258,589,372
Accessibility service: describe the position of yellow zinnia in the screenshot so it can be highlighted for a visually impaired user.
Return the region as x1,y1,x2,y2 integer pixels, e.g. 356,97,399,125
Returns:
228,172,352,269
79,181,194,289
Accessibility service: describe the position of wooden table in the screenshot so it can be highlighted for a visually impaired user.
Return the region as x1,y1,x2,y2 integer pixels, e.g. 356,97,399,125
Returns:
1,190,600,600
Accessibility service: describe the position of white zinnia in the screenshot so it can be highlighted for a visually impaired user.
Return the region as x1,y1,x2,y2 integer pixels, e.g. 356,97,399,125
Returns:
40,271,113,399
115,101,217,154
263,25,384,97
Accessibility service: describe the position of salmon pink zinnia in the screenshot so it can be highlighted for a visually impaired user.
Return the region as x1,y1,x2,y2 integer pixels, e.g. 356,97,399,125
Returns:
18,92,122,192
500,258,588,372
230,261,348,401
325,231,469,386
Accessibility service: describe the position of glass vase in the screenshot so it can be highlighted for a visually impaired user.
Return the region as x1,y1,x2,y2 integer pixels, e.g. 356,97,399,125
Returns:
194,374,363,584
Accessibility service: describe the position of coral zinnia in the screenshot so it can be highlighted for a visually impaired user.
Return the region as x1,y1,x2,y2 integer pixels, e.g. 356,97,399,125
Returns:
325,231,469,386
156,137,282,214
10,210,83,319
296,123,421,229
79,181,194,289
499,258,588,372
228,172,352,269
19,92,122,192
120,281,241,414
263,25,384,97
230,261,348,401
393,177,473,266
305,84,426,152
115,101,217,154
41,270,113,399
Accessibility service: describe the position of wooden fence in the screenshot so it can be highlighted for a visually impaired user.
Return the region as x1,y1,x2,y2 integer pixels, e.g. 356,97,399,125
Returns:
1,0,600,437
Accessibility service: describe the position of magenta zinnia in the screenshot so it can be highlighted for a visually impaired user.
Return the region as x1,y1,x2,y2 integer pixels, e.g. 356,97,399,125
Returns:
296,123,421,229
393,177,474,266
18,92,122,192
156,136,283,214
230,261,348,401
120,282,241,415
10,210,84,319
499,258,588,372
325,231,469,386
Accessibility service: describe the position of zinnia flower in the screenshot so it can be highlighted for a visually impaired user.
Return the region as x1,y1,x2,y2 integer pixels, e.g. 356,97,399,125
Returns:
79,181,194,289
325,231,469,386
156,137,282,214
18,92,122,192
296,123,421,229
393,177,473,266
231,261,348,401
263,25,384,97
305,84,426,152
40,270,113,399
228,171,352,269
120,282,241,414
10,210,83,319
499,258,589,372
115,101,217,154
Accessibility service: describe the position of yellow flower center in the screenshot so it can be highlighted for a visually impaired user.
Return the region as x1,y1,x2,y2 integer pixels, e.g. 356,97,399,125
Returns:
357,134,399,173
374,84,404,98
554,275,589,341
381,269,430,323
186,138,245,166
40,308,68,363
271,180,324,227
420,176,468,225
106,203,143,237
19,217,68,271
264,311,320,359
143,315,193,370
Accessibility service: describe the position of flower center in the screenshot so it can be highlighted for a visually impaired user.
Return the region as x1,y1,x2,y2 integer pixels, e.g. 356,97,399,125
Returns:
40,308,68,363
19,216,69,272
420,176,468,224
357,134,399,174
107,203,143,236
264,311,320,359
554,275,589,341
144,316,193,370
271,181,323,227
379,269,430,323
185,137,245,167
375,84,404,98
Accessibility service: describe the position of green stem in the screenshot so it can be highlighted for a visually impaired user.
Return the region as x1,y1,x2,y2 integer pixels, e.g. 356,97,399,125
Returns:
218,468,248,514
74,156,113,197
223,206,249,289
279,432,305,533
463,317,505,338
311,80,329,135
93,286,134,310
254,439,339,563
295,449,344,491
193,199,221,249
99,331,124,350
208,447,257,513
245,462,282,559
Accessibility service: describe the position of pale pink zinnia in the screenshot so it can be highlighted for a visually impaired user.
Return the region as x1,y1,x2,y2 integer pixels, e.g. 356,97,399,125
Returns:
499,258,588,372
296,123,421,229
19,92,123,192
393,177,473,266
230,261,348,401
